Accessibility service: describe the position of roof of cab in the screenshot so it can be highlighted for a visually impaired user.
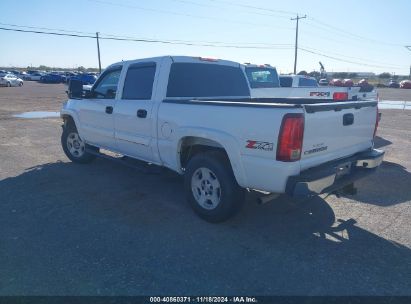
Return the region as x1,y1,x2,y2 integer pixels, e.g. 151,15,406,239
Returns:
106,55,242,69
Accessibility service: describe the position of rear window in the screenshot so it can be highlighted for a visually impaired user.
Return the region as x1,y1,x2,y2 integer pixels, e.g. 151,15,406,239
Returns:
298,77,318,87
279,76,293,87
122,63,156,100
245,67,279,88
166,63,249,98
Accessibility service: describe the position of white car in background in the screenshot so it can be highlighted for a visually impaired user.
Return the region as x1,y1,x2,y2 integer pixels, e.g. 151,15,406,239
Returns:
24,72,44,81
0,74,24,87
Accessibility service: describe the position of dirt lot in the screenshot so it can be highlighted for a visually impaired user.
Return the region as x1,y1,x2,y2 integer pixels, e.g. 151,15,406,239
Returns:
0,82,410,295
377,87,411,101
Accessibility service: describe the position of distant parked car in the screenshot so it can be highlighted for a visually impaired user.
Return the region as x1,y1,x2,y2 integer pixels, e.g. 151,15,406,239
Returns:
11,71,27,78
342,79,354,87
318,78,329,86
388,80,400,88
24,72,44,81
400,80,411,89
69,74,97,85
40,73,66,83
357,79,369,86
329,79,343,86
0,74,24,87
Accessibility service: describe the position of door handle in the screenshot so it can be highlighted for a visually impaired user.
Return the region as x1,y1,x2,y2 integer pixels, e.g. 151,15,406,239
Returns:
343,113,354,126
137,109,147,118
105,106,113,114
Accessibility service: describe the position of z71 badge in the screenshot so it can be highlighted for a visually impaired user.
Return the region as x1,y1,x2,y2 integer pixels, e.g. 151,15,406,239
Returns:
246,140,274,151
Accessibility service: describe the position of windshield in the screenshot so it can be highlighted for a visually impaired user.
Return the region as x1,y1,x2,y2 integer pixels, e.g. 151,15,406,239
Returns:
245,67,280,88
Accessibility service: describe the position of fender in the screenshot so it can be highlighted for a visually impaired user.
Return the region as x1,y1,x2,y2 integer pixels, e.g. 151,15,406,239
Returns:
173,126,248,188
60,103,84,137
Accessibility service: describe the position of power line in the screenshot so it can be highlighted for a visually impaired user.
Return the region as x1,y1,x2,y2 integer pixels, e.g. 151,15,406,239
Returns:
209,0,297,16
299,47,404,70
85,0,294,30
300,45,402,68
307,17,402,47
168,0,291,19
0,26,293,50
0,22,96,35
0,20,293,47
0,21,294,47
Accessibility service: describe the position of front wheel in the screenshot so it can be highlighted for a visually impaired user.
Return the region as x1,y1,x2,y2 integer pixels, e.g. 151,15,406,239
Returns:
184,151,245,223
61,121,97,163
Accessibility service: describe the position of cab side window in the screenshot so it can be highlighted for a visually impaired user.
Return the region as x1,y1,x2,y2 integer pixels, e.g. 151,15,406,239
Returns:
122,63,156,100
93,68,122,99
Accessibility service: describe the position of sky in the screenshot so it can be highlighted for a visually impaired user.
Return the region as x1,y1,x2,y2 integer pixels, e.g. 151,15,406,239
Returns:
1,0,410,75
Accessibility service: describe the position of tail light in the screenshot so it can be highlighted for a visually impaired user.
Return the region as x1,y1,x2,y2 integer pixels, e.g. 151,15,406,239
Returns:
373,106,379,138
276,114,304,162
333,92,348,101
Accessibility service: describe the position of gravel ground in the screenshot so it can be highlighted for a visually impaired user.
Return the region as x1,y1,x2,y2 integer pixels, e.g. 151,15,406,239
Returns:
377,87,411,101
0,82,410,296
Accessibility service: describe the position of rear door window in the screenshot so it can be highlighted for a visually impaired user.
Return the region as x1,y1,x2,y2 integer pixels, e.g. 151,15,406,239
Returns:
122,63,156,100
167,63,249,98
279,76,293,87
245,67,279,88
298,77,318,87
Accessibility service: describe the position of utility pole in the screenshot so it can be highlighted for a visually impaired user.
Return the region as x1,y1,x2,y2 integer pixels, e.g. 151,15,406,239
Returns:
291,14,306,74
96,32,102,74
406,46,411,79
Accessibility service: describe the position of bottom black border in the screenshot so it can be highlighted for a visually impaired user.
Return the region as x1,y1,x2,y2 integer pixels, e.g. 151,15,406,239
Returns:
0,296,410,304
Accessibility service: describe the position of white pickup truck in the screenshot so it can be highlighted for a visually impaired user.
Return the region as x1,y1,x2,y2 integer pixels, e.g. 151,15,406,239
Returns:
243,65,365,101
61,56,384,222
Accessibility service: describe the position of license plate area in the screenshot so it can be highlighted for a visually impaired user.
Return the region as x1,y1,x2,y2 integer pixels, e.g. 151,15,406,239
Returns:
335,161,352,179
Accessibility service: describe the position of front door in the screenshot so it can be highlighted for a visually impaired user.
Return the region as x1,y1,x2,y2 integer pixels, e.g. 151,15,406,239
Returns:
78,67,122,149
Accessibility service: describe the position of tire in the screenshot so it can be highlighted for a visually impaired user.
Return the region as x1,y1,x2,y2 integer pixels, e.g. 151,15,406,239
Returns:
19,82,23,87
6,82,11,87
61,119,97,164
184,151,245,222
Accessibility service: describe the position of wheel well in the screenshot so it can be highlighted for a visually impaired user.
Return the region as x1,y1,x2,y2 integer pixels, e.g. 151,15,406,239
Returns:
179,137,229,169
61,115,75,128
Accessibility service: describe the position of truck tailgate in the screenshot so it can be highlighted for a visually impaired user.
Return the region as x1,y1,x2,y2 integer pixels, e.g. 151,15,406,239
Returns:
300,101,377,171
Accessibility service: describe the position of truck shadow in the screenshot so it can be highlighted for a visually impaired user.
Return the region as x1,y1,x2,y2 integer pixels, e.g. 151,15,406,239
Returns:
0,159,410,295
374,135,392,148
341,160,411,206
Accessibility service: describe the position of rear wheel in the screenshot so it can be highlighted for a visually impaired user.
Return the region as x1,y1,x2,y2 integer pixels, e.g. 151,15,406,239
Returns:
184,151,245,222
61,119,97,163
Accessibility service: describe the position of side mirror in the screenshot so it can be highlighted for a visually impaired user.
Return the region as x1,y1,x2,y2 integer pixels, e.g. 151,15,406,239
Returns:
106,89,116,99
68,79,83,99
84,90,94,98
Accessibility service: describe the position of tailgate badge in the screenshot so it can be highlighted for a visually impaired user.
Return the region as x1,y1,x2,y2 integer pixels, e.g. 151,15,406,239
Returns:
304,144,328,155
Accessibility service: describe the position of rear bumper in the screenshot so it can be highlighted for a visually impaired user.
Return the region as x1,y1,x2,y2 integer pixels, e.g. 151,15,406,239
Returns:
285,149,384,198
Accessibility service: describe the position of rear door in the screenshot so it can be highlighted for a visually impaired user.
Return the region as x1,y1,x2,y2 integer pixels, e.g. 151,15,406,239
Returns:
113,60,159,162
300,101,378,170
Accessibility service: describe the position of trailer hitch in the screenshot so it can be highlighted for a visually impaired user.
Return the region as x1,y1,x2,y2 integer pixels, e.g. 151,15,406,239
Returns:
332,182,358,198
